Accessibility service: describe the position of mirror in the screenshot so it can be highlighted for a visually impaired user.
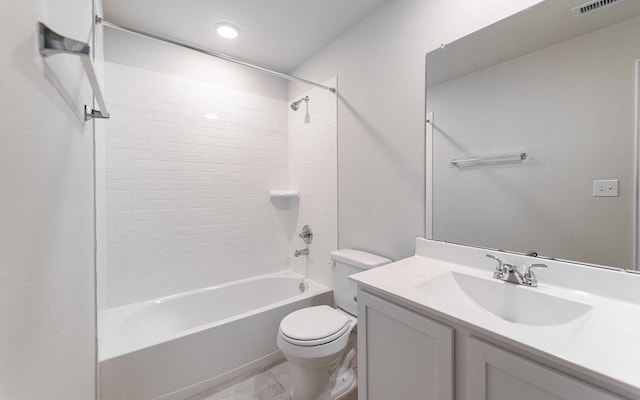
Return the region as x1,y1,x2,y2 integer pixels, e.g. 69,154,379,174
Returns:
425,0,640,270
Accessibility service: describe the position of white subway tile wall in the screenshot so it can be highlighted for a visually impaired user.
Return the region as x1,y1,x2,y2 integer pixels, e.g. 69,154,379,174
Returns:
288,79,338,287
99,63,337,308
101,62,298,307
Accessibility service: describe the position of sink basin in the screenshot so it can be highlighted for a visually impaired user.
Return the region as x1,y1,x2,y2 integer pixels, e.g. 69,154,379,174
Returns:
414,272,592,326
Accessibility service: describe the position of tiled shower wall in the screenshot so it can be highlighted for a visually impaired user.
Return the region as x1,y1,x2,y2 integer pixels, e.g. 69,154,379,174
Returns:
98,62,337,308
288,79,338,287
100,62,291,308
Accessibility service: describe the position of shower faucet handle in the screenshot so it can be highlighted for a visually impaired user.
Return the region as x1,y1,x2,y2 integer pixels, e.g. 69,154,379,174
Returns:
298,225,313,244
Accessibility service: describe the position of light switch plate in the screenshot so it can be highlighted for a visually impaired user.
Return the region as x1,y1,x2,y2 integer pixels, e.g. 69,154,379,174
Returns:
593,179,619,197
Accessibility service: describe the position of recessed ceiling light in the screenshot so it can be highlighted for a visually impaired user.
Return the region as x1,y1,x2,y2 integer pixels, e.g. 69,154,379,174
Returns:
215,23,240,39
205,113,218,120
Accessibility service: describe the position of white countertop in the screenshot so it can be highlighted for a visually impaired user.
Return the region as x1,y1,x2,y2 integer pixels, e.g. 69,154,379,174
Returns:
351,239,640,397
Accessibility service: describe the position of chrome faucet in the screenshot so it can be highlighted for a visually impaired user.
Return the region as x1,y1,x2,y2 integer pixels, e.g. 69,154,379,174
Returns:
294,248,309,257
486,254,524,284
486,254,548,287
522,263,548,287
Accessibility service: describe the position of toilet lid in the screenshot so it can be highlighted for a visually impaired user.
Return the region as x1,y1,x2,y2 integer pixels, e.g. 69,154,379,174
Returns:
279,305,350,342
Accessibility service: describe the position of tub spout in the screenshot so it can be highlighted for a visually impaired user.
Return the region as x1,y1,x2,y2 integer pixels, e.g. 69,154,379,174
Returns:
294,248,309,257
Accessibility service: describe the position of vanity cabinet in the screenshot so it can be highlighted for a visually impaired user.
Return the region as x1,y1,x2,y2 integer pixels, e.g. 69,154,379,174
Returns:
357,289,628,400
357,291,454,400
467,338,624,400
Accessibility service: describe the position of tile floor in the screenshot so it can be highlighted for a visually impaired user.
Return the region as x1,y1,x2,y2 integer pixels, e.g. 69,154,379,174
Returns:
186,360,357,400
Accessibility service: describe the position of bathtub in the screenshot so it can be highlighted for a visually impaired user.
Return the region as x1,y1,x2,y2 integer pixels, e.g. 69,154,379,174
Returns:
99,271,332,400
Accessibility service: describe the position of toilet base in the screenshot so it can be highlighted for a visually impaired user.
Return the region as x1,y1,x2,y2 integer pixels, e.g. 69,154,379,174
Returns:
291,365,333,400
290,367,356,400
331,367,357,399
290,346,357,400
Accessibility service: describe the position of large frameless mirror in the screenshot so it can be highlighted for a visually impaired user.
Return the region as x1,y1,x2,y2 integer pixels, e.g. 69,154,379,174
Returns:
426,0,640,270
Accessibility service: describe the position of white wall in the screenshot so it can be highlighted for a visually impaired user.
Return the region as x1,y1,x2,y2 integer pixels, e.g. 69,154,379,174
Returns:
105,28,288,101
99,0,547,289
100,27,339,306
288,78,338,287
289,0,542,261
101,62,290,307
430,17,640,268
0,1,97,399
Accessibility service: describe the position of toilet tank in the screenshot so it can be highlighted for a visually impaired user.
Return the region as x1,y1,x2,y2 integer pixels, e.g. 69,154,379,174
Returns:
330,249,391,316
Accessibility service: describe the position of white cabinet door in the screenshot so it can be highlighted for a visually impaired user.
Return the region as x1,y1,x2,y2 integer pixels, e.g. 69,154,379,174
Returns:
467,337,625,400
358,291,453,400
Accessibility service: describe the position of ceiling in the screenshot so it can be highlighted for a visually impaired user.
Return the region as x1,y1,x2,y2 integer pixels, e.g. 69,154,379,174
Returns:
103,0,390,73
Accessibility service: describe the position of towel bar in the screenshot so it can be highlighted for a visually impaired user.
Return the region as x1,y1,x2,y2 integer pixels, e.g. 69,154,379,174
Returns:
39,22,109,121
450,152,527,167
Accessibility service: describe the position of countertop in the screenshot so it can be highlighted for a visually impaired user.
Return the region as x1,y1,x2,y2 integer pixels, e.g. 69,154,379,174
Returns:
350,239,640,398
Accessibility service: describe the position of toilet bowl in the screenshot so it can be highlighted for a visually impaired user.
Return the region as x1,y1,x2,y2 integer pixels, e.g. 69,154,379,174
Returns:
277,305,357,400
277,249,391,400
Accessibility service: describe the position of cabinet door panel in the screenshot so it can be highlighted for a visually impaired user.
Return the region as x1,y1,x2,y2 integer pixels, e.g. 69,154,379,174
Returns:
467,337,624,400
358,291,453,400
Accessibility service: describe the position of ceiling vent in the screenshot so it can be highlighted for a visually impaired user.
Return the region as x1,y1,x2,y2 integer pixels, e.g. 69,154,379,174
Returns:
572,0,623,17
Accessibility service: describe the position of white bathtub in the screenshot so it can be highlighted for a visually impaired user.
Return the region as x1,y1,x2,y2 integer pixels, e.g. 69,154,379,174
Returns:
99,271,332,400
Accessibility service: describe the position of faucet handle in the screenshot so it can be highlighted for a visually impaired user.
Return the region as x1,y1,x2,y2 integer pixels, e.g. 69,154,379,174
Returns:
523,263,548,287
486,253,502,265
486,254,504,278
298,225,313,244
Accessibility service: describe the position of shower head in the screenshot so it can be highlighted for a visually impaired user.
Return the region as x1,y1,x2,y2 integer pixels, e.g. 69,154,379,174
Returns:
291,96,309,111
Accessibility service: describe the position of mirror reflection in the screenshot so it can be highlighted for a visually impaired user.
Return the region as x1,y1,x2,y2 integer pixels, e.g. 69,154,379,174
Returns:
426,0,640,269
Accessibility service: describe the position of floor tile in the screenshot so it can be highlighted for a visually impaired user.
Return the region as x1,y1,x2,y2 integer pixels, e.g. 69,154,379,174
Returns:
186,360,358,400
270,360,294,392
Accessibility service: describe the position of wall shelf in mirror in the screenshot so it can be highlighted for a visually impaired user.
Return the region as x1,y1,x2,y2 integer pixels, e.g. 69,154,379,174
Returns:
450,152,527,167
269,190,300,198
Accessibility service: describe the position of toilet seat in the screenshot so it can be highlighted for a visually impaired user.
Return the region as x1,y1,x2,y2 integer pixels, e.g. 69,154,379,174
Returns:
280,322,351,346
279,306,351,346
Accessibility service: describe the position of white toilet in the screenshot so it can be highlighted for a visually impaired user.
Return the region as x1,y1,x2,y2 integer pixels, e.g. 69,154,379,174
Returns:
277,249,391,400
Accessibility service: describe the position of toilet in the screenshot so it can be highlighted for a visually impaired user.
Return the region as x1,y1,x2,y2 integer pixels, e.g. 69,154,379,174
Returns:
277,249,391,400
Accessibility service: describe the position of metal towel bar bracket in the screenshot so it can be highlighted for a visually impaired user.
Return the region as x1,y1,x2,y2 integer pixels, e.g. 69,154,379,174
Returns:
38,22,110,121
